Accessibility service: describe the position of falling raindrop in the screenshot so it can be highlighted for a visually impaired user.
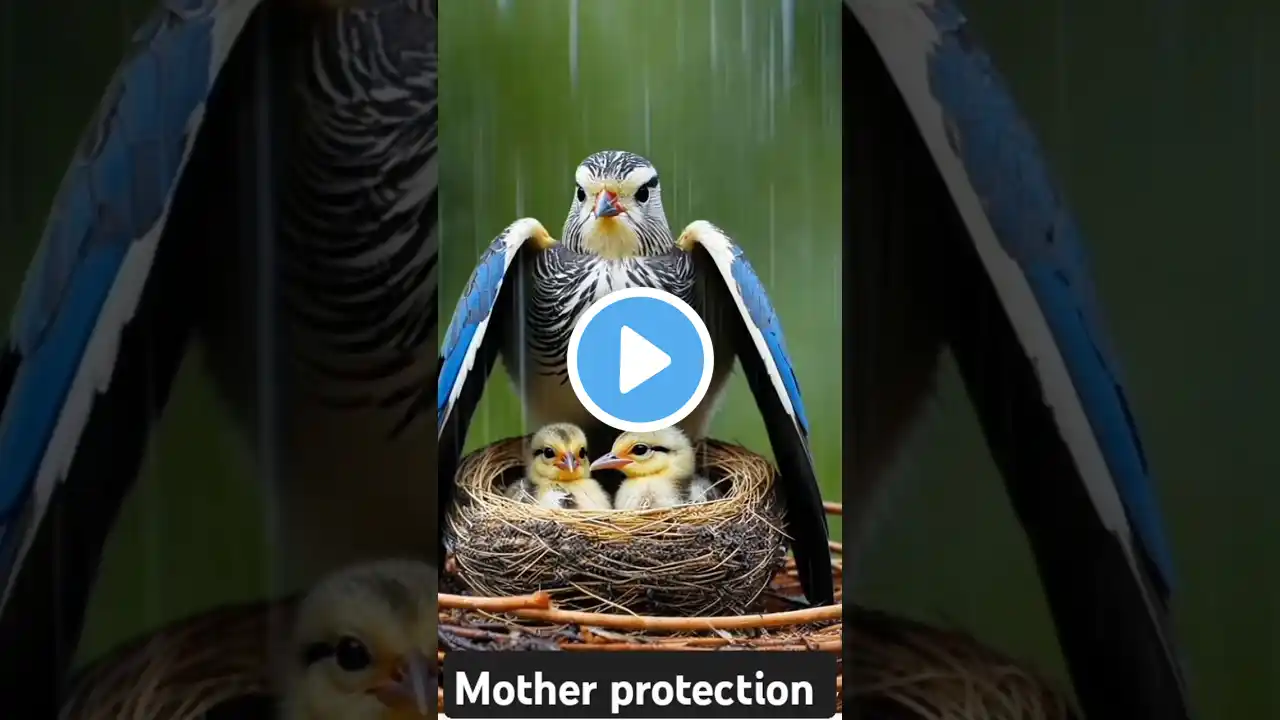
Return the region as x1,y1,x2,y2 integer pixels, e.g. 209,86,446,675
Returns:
497,0,512,15
643,72,652,154
685,172,693,221
740,0,751,59
780,0,794,94
710,0,719,74
569,0,580,91
768,182,776,287
833,251,842,326
767,17,777,139
819,11,831,130
670,150,680,221
514,154,524,217
677,8,686,70
472,127,486,256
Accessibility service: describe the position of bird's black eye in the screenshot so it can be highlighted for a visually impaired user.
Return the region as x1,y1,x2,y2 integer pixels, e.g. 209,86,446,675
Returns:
541,447,557,460
334,636,372,672
631,444,650,456
576,186,587,202
635,175,658,204
578,447,589,459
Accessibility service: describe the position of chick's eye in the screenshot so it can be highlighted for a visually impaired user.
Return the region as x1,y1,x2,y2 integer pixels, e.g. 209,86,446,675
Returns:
635,186,649,203
541,447,556,460
333,636,372,672
631,444,650,456
578,447,589,459
576,186,586,202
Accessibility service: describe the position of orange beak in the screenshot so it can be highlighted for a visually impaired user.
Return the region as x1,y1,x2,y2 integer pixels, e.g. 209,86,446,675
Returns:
590,451,632,472
554,450,580,477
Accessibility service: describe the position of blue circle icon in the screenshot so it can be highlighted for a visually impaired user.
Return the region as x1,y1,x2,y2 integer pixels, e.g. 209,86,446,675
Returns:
567,287,715,432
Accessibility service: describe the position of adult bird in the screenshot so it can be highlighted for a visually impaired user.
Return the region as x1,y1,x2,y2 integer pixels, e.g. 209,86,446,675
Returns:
438,150,834,607
0,0,438,713
844,1,1190,718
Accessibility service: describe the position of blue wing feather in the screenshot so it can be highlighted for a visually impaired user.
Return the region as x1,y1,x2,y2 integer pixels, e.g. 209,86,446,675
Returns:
683,223,811,437
0,0,262,549
724,246,811,436
921,0,1175,588
438,220,545,429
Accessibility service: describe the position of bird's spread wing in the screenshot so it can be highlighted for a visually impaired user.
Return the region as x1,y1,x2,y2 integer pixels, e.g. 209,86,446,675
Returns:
438,218,554,430
849,0,1187,715
678,220,833,606
0,0,267,708
437,218,554,550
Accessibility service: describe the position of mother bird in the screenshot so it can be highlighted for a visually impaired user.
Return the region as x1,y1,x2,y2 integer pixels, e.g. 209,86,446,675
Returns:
438,150,833,607
0,0,437,712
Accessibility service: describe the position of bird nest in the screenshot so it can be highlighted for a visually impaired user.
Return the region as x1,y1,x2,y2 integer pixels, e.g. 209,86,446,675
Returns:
439,503,1079,719
445,435,789,617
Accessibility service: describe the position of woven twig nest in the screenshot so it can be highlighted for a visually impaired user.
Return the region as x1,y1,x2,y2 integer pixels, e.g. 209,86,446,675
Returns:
439,505,1078,719
446,435,788,616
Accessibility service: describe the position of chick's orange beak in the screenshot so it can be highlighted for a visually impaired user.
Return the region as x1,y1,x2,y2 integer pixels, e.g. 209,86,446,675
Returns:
590,451,632,472
372,651,434,717
594,190,623,218
553,450,580,476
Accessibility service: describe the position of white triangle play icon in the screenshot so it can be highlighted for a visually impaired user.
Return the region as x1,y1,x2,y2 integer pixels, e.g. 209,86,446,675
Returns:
618,325,671,394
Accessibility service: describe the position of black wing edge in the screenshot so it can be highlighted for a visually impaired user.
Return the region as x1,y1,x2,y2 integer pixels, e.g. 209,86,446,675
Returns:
692,249,834,608
436,247,529,563
0,348,17,416
945,226,1191,720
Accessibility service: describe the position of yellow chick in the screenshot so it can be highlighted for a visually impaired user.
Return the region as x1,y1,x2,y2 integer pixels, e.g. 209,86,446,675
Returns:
283,560,436,720
505,423,611,510
590,427,715,510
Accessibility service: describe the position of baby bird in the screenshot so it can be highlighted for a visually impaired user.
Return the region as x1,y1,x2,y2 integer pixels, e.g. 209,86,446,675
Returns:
590,427,719,510
284,560,437,720
505,423,612,510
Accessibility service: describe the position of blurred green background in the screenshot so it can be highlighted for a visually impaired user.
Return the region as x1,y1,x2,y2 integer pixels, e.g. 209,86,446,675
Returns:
0,0,1275,717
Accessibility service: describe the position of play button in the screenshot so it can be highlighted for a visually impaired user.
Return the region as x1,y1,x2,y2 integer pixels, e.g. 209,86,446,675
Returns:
567,287,715,433
618,326,670,394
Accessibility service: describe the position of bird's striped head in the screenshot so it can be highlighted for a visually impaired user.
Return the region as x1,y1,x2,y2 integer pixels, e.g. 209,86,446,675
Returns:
563,150,675,259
